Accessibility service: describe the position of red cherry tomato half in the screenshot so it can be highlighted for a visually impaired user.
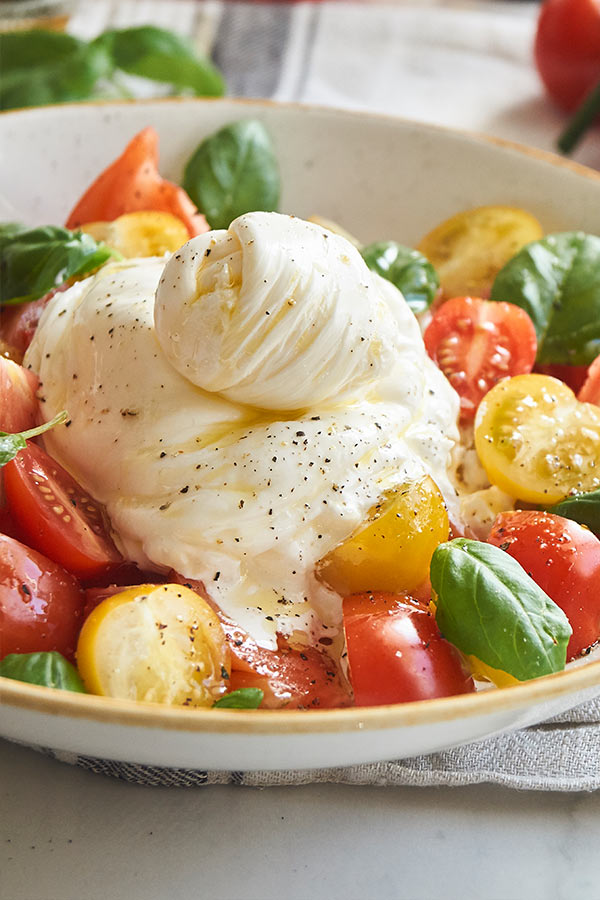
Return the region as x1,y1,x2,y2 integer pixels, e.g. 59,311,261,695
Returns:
534,0,600,112
66,127,209,238
488,510,600,659
3,443,122,580
0,357,39,433
423,296,538,421
343,592,475,706
578,355,600,405
0,533,85,660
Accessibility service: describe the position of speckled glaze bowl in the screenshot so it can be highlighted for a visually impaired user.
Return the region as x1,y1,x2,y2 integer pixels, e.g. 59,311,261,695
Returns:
1,99,600,771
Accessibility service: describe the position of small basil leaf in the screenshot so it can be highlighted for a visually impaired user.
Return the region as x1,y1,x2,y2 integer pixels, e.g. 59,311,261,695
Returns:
361,242,439,314
183,120,280,230
213,688,264,709
0,651,86,692
91,26,225,98
547,488,600,537
490,232,600,366
0,224,118,305
0,30,112,111
0,410,68,467
430,538,571,681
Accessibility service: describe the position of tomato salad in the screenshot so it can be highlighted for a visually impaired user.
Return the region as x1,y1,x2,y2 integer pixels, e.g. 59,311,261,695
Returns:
1,122,599,710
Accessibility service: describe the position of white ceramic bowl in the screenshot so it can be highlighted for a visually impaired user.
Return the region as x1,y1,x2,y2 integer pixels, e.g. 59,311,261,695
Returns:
1,99,600,771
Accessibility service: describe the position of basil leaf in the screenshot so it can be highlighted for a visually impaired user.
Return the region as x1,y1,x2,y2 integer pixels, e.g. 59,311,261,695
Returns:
361,242,439,315
0,651,86,692
0,224,118,305
183,120,280,230
0,30,112,111
490,232,600,366
91,26,225,98
0,410,68,467
430,538,571,681
547,488,600,537
213,688,264,709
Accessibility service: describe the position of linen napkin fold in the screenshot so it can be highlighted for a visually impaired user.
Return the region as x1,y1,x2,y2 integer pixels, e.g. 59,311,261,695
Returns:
42,696,600,791
54,0,599,789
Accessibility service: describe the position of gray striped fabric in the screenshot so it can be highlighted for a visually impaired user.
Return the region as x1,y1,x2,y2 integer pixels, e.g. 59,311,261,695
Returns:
56,0,600,789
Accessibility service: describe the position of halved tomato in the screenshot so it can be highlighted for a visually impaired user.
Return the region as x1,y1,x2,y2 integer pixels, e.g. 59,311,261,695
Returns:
3,443,122,580
0,533,85,660
474,374,600,504
66,127,209,238
424,296,538,420
343,592,475,706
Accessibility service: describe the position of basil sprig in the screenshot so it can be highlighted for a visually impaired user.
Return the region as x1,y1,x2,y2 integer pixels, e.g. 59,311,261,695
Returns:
547,488,600,538
0,652,86,693
361,242,439,315
0,411,68,468
0,26,225,111
183,120,280,230
490,232,600,366
0,224,119,306
431,539,571,681
213,688,264,709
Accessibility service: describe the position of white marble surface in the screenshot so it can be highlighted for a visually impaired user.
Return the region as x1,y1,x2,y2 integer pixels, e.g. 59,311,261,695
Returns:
2,737,599,900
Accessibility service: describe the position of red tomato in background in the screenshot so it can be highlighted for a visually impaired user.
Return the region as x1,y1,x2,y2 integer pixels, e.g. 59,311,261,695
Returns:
423,296,537,421
3,443,122,580
534,0,600,112
0,357,39,433
0,534,85,660
488,510,600,659
578,355,600,405
342,592,475,706
66,127,209,238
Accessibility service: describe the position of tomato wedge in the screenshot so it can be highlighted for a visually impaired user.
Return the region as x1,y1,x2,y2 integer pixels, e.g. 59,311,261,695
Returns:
423,296,538,421
66,127,209,238
0,533,85,660
3,443,122,580
343,592,475,706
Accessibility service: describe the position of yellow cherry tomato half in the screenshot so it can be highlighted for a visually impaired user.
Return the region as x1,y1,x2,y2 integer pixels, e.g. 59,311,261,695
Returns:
474,374,600,505
76,584,230,707
317,475,449,595
81,211,189,258
417,205,543,298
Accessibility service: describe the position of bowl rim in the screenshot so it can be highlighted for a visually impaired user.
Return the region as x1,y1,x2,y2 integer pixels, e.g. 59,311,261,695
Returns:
1,97,599,737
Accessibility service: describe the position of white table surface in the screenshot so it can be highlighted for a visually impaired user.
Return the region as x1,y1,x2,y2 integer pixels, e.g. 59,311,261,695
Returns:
2,736,600,900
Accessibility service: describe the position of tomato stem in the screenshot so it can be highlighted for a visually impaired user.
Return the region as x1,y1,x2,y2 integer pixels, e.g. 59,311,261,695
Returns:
557,78,600,155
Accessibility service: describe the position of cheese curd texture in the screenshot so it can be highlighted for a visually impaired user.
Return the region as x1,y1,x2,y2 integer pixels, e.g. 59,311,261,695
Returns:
26,212,460,647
